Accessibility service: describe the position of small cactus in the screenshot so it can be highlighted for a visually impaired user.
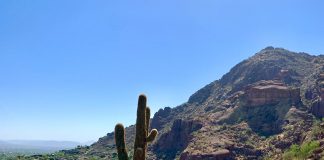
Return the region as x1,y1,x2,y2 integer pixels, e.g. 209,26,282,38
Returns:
114,94,158,160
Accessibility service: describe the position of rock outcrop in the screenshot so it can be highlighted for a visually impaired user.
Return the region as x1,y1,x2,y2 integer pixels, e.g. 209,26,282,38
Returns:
311,99,324,118
243,80,300,106
154,119,203,159
311,73,324,118
220,80,302,136
151,107,172,130
180,149,231,160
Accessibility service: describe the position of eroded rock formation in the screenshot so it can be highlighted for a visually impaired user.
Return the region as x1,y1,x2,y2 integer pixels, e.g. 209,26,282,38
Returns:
180,149,231,160
243,80,300,106
154,119,203,159
151,107,172,130
311,73,324,117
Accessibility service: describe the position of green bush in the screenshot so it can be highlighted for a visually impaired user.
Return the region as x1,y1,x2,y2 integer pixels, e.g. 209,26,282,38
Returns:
283,141,320,160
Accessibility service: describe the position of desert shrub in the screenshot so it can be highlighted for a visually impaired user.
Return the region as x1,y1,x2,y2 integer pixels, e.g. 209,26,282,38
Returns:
311,120,324,139
283,141,320,160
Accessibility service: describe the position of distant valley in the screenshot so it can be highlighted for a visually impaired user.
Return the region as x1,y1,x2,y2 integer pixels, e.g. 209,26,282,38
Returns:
0,140,93,155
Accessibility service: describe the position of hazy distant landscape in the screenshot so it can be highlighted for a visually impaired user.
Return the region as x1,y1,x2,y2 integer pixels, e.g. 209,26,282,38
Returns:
0,140,93,155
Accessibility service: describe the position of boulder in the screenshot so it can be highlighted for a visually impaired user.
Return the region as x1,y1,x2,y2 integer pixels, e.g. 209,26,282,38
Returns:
180,149,231,160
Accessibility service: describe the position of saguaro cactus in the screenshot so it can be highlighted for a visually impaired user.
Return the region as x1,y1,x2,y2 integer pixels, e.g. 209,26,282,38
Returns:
114,94,158,160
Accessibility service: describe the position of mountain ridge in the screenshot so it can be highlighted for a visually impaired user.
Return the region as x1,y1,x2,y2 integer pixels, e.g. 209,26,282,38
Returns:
23,47,324,159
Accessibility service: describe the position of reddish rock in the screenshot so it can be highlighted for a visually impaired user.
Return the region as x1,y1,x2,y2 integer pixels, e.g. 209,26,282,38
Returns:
180,149,231,160
243,80,301,106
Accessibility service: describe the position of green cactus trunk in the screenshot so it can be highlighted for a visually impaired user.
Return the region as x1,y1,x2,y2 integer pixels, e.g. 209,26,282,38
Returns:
114,94,158,160
115,124,129,160
133,95,147,160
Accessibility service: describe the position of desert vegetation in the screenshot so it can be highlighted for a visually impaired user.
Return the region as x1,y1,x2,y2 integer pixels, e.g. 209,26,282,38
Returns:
114,95,158,160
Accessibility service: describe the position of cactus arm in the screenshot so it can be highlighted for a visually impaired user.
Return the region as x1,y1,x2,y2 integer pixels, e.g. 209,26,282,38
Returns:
146,129,158,143
114,124,129,160
145,106,158,143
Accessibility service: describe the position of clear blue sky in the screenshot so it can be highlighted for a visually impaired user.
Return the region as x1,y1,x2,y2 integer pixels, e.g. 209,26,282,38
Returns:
0,0,323,142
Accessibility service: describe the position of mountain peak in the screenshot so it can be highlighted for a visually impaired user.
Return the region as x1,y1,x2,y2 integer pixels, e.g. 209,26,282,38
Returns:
261,46,275,51
189,47,317,105
259,46,292,52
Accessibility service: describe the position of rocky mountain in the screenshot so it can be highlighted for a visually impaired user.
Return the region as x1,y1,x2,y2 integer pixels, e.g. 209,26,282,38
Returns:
26,47,324,160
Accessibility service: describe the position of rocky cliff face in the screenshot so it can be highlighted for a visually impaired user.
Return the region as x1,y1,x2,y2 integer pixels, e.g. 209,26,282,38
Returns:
57,47,324,160
151,107,172,131
243,80,300,106
217,80,302,137
154,119,203,159
311,73,324,118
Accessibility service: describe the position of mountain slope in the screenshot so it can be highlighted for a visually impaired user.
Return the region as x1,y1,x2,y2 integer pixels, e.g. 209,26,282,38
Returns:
27,47,324,160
